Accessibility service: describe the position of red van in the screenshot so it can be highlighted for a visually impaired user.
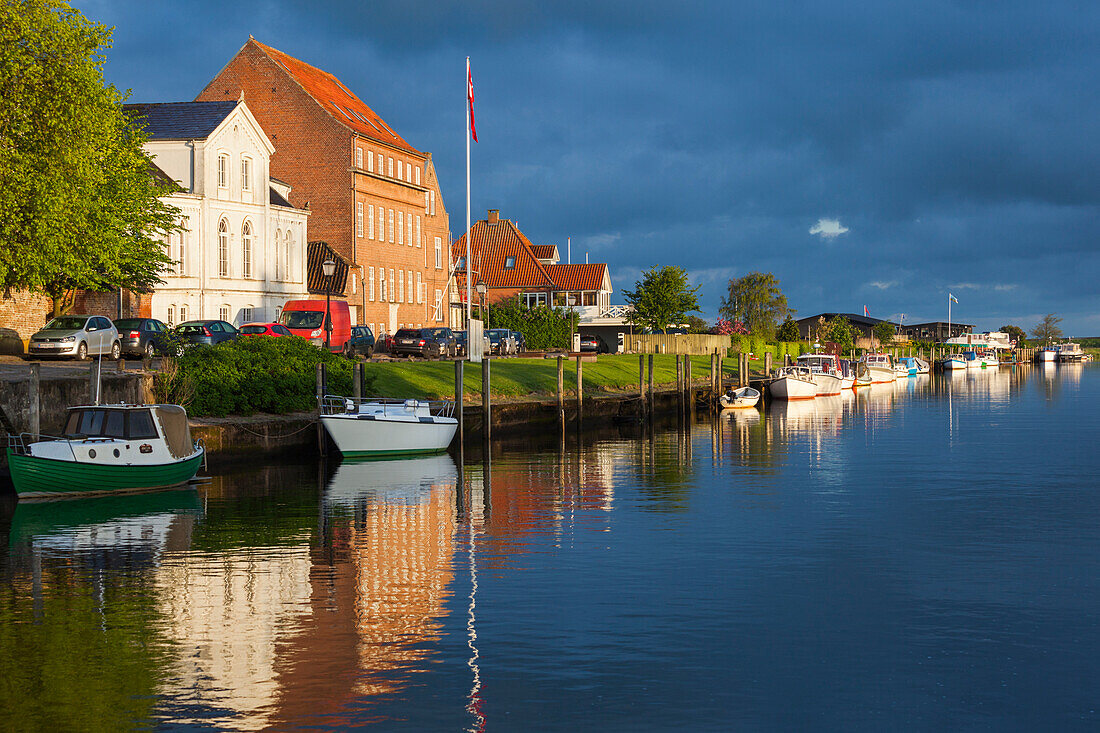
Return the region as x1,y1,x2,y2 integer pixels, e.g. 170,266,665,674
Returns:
278,299,351,353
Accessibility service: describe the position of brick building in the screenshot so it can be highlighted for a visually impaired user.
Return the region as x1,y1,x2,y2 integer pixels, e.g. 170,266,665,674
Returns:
196,38,451,337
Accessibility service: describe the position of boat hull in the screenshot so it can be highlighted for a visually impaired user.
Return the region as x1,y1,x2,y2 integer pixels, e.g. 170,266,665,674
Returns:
942,357,967,370
811,372,844,396
321,414,458,457
769,376,817,400
866,365,895,384
6,449,203,499
719,387,760,409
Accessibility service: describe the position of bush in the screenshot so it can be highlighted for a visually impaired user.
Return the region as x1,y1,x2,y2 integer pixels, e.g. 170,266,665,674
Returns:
177,336,353,417
486,298,579,350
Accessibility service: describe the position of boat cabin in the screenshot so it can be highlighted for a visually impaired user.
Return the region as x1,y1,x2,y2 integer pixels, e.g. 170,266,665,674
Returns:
60,405,196,459
796,354,839,373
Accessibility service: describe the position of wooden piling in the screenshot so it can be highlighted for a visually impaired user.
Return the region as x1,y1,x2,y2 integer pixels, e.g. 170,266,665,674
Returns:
482,358,491,443
557,356,564,419
454,358,464,446
675,356,683,409
28,363,39,441
764,352,773,377
316,363,326,457
639,354,645,401
353,362,362,400
647,354,655,416
576,354,583,421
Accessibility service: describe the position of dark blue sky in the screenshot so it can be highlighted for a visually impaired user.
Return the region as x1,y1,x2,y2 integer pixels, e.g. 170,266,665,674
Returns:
82,0,1099,334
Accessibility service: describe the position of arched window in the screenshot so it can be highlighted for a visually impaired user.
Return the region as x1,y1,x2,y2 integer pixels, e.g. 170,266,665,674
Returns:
274,229,282,280
218,219,229,277
241,221,253,279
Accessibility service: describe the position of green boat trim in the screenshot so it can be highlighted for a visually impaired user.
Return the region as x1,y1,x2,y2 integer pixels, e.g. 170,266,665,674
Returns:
338,447,450,459
6,448,204,499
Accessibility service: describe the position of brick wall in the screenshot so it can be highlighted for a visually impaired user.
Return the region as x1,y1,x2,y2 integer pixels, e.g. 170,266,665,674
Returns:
0,290,148,353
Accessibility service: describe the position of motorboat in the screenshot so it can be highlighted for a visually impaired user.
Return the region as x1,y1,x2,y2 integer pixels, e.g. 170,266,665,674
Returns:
858,353,897,384
768,365,817,401
320,396,458,457
893,360,911,379
5,404,205,499
941,354,967,370
1037,346,1058,363
795,353,845,396
719,386,761,409
837,359,856,390
852,362,873,387
962,350,981,369
1057,342,1085,362
976,348,999,368
897,356,930,375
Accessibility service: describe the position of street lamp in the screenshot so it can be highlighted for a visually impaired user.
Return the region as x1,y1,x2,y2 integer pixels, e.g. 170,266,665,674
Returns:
322,257,336,350
475,279,487,322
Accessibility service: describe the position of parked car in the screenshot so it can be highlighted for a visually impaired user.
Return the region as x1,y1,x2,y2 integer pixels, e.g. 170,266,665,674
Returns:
173,320,238,347
485,329,516,355
28,315,120,360
511,330,527,354
113,317,171,357
346,325,376,358
239,322,294,337
391,327,457,359
579,334,608,353
453,330,468,357
279,299,350,352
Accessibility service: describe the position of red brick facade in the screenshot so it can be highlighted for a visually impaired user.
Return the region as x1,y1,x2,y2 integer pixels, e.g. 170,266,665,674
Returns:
0,289,148,353
196,39,452,335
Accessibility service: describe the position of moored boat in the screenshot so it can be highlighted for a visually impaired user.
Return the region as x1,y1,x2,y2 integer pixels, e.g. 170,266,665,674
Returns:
941,354,967,370
1037,346,1058,363
852,362,873,387
719,386,761,409
858,353,897,383
837,359,856,390
976,348,999,368
795,353,845,396
1057,342,1085,362
320,396,458,457
768,365,817,401
962,350,981,369
5,404,205,499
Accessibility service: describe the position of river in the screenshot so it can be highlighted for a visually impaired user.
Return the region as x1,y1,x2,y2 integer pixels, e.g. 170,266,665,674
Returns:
1,362,1097,730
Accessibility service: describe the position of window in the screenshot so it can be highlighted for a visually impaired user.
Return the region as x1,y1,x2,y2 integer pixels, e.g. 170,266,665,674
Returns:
377,152,383,173
355,147,363,169
406,165,412,183
430,190,435,216
388,157,393,177
369,266,375,301
274,306,281,321
179,305,188,322
583,292,597,306
380,267,387,302
434,290,443,321
456,256,466,271
416,216,421,248
178,219,188,276
399,270,404,302
408,270,413,303
368,205,375,239
523,292,547,308
397,160,403,180
274,229,282,279
219,305,229,321
389,269,395,302
425,191,430,213
504,256,516,269
351,272,357,294
218,219,229,277
407,214,412,247
389,209,395,243
415,166,421,185
241,306,253,323
377,206,384,241
241,221,253,278
167,305,175,326
367,149,374,172
357,202,364,237
217,154,228,188
398,212,404,245
241,157,251,191
416,272,422,303
435,237,443,269
285,230,293,281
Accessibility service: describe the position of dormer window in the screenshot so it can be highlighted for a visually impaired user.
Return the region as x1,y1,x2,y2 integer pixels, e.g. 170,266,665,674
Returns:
504,256,516,269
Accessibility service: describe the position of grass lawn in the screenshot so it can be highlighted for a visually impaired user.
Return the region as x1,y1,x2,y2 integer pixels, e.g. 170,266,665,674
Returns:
362,353,748,402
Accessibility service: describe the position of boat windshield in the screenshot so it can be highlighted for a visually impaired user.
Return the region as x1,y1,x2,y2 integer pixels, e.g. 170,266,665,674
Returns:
63,408,160,439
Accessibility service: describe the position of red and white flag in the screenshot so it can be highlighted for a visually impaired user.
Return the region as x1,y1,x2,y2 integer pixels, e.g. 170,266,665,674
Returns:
864,305,869,317
467,63,478,143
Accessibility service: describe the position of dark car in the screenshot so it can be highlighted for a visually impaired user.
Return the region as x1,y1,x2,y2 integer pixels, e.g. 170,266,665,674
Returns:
580,334,608,353
174,320,238,347
346,325,376,358
113,318,171,357
511,330,527,354
453,330,468,357
391,327,456,359
485,329,515,355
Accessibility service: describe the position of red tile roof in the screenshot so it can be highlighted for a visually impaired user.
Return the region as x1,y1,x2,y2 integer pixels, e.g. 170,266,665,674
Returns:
530,245,558,261
547,263,610,292
452,217,555,291
251,39,421,156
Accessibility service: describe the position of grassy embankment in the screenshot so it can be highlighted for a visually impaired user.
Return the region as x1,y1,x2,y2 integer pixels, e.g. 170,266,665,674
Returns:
363,354,751,403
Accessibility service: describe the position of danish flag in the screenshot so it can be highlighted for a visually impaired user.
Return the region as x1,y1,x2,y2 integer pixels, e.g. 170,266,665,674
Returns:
467,64,477,143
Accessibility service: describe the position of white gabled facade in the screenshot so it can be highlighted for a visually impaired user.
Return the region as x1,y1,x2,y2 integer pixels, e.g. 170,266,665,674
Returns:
138,100,310,326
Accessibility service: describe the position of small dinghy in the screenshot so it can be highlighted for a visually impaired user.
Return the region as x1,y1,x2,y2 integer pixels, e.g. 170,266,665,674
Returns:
719,386,761,409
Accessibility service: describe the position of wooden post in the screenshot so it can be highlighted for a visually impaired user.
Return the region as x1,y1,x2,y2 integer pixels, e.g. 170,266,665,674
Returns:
764,351,773,376
316,363,326,457
482,358,491,443
675,355,683,409
353,362,362,400
28,363,40,441
709,352,716,397
647,354,655,416
576,354,583,421
639,354,645,400
557,356,564,417
455,358,464,447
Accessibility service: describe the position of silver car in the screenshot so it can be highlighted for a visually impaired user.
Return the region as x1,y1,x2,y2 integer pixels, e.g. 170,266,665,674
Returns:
28,315,120,360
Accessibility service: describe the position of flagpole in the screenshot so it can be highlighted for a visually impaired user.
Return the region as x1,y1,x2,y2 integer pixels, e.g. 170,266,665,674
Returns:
465,56,472,332
948,293,951,346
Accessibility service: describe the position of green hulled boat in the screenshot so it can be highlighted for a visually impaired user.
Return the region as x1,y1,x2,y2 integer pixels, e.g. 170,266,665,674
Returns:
6,404,205,499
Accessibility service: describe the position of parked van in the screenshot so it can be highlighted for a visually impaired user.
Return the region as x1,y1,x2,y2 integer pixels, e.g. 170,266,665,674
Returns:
279,299,351,353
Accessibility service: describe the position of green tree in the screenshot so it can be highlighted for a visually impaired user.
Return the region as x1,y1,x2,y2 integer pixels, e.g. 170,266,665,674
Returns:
0,0,177,316
776,315,799,342
872,320,896,347
719,272,791,338
486,298,577,349
684,315,710,333
818,315,854,354
1030,314,1063,344
623,265,701,332
1000,324,1026,346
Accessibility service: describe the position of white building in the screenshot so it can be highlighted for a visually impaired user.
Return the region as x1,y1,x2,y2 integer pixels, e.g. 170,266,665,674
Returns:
126,99,310,326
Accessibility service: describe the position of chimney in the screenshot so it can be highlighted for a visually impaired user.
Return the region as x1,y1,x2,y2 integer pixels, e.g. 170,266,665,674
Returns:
487,209,499,224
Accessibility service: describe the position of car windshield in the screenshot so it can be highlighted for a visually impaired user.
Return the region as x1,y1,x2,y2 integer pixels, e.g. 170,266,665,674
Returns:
43,317,87,331
240,325,268,334
280,311,324,329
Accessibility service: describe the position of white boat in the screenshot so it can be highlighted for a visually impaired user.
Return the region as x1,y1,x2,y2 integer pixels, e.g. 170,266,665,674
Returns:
897,356,930,375
795,353,845,396
976,348,999,368
1057,342,1085,362
768,365,817,401
962,350,981,369
858,353,897,384
1037,346,1058,363
852,362,873,387
836,359,856,390
719,386,761,409
319,397,458,457
941,354,967,370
